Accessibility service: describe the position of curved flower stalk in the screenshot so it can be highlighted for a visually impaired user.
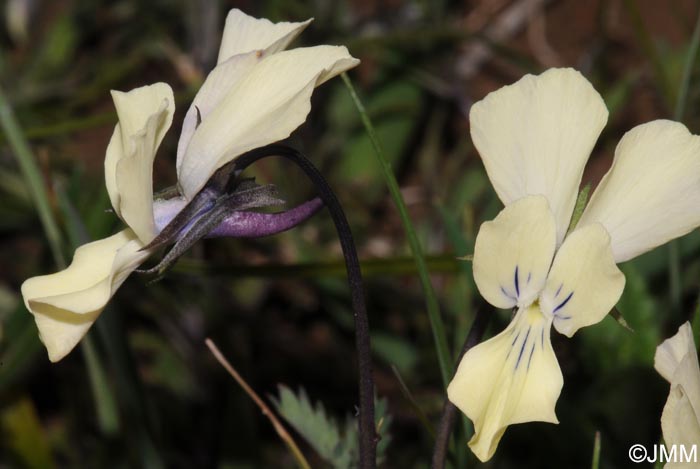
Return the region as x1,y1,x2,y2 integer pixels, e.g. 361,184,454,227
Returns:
655,322,700,467
447,68,700,462
21,9,359,363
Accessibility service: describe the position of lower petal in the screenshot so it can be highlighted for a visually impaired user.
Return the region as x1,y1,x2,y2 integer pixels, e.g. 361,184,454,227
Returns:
21,229,150,362
447,304,563,462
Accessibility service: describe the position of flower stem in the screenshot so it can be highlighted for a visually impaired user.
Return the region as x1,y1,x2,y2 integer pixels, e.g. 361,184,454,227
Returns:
341,73,453,388
430,307,491,469
668,4,700,320
234,145,376,469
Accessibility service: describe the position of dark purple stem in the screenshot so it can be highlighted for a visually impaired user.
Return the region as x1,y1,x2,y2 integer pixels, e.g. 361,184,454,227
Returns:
206,198,323,238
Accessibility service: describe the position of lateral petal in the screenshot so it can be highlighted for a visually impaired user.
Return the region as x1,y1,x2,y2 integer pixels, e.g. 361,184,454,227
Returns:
217,9,312,64
105,83,175,243
178,45,359,199
448,304,563,462
20,230,151,362
470,68,608,244
540,223,625,337
473,195,557,309
578,120,700,262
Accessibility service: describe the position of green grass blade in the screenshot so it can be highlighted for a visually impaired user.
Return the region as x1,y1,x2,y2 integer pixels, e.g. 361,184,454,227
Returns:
673,6,700,121
341,73,453,386
591,431,601,469
0,86,65,267
668,6,700,320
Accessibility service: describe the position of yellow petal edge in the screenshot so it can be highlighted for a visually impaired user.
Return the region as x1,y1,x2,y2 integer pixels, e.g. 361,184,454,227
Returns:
21,230,150,362
448,304,563,462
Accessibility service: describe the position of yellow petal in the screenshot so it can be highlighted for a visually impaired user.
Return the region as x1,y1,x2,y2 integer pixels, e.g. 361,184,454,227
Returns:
177,10,314,168
448,304,563,462
470,68,608,244
20,230,150,362
105,83,175,243
217,9,312,64
655,323,700,460
178,45,359,199
579,120,700,262
655,322,698,383
539,223,625,337
661,389,700,468
176,52,261,171
473,195,556,309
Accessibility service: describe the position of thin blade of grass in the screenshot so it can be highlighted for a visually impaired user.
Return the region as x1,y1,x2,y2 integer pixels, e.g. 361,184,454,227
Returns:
668,5,700,321
591,431,601,469
390,365,435,439
0,86,65,267
341,73,453,387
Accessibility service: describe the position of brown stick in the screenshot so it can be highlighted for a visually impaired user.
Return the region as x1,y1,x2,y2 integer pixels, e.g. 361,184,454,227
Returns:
205,338,312,469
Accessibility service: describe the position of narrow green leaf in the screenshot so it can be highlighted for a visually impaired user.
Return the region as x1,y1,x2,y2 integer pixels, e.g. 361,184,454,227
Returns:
0,86,65,267
341,73,453,387
566,184,591,235
667,6,700,321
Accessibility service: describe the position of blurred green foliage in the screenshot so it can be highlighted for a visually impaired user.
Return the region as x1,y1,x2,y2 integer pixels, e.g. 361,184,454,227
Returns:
1,0,700,468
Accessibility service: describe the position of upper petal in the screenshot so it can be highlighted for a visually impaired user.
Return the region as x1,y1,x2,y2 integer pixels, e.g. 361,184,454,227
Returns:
20,230,151,362
105,83,175,243
177,10,314,167
470,68,608,244
447,304,563,462
578,120,700,263
473,195,557,309
175,52,261,172
217,9,312,64
540,223,625,337
177,45,359,199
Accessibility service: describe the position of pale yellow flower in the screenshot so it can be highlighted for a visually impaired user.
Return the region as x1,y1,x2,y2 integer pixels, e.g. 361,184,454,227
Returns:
21,9,358,362
655,322,700,468
447,68,700,461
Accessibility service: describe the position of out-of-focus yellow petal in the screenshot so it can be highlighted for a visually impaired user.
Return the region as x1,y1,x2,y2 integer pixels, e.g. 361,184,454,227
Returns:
448,304,563,462
473,196,556,309
216,9,312,64
178,45,359,199
579,120,700,262
20,230,150,362
661,388,700,469
655,323,700,465
470,68,608,244
104,83,175,243
539,223,625,337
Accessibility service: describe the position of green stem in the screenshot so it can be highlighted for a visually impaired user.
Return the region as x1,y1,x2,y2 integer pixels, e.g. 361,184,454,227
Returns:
0,86,65,267
171,254,460,278
342,73,453,386
673,4,700,122
622,0,673,106
668,5,700,319
591,431,601,469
